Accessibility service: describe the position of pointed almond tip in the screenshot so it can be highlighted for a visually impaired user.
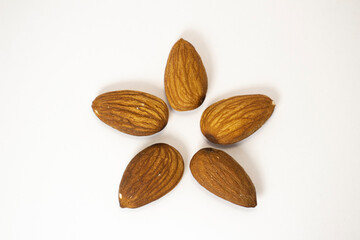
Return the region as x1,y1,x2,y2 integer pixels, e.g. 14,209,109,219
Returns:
247,195,257,208
234,193,257,208
91,100,99,115
249,199,257,208
119,193,126,208
92,106,100,117
177,38,188,45
246,204,257,208
239,197,257,208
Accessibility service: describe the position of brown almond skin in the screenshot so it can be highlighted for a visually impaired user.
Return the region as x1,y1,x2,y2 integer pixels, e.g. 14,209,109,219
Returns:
92,90,169,136
200,94,275,144
164,38,208,111
119,143,184,208
190,148,256,207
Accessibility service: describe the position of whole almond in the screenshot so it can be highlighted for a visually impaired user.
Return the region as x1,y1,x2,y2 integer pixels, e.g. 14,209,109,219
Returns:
190,148,256,207
119,143,184,208
200,94,275,144
92,90,169,136
164,38,208,111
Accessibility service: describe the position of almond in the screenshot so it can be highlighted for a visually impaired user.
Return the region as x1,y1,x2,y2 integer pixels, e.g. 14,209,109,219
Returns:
200,94,275,144
119,143,184,208
164,38,208,111
190,148,256,207
92,90,169,136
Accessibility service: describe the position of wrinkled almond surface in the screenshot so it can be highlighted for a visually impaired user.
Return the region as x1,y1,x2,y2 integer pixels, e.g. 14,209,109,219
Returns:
119,143,184,208
92,90,169,136
190,148,257,207
164,38,208,111
200,94,275,144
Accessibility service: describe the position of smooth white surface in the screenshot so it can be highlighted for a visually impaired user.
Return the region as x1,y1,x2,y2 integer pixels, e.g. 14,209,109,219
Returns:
1,0,360,239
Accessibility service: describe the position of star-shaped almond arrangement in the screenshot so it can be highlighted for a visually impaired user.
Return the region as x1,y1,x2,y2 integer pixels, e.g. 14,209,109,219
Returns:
92,38,275,209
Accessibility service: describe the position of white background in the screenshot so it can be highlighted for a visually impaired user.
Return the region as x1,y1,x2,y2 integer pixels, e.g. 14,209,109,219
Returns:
1,0,360,239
